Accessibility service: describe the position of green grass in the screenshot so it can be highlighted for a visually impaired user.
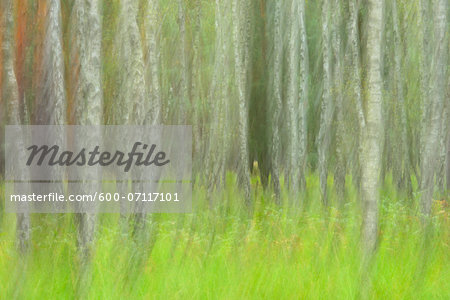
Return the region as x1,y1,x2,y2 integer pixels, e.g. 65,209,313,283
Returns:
0,174,448,299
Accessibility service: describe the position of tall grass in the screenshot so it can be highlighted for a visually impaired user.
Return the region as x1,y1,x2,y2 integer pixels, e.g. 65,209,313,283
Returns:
0,174,448,299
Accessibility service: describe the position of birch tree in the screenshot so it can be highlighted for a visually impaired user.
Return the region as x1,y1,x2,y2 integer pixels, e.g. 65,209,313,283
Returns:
420,0,447,216
34,0,66,126
191,0,203,163
361,0,383,254
391,0,410,192
205,0,231,196
3,0,30,253
298,0,309,190
113,0,149,235
317,0,333,205
269,0,283,200
232,0,251,201
332,0,345,201
178,0,189,124
145,0,162,125
285,0,300,192
70,0,102,269
347,0,365,191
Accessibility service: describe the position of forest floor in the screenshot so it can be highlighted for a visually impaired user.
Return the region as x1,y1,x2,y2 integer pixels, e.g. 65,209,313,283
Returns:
0,174,448,299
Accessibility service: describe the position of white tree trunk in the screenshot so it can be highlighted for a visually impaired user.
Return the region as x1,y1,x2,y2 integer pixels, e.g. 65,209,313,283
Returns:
70,0,102,257
270,0,283,200
286,0,300,192
392,0,410,191
35,0,66,126
3,0,30,253
332,0,345,201
191,0,203,163
361,0,383,254
232,0,251,201
420,0,447,216
145,0,162,125
298,0,309,190
347,0,365,191
318,0,333,205
205,0,230,195
178,0,189,124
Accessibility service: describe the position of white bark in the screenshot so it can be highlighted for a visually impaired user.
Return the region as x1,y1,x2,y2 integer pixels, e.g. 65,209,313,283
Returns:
318,0,333,204
232,0,251,201
392,0,410,191
420,0,447,216
298,0,309,190
115,0,147,125
35,0,66,126
191,0,203,160
145,0,162,125
348,0,365,191
286,0,300,192
70,0,103,254
178,0,189,124
332,0,345,200
3,0,30,253
206,0,230,193
270,0,283,200
361,0,383,254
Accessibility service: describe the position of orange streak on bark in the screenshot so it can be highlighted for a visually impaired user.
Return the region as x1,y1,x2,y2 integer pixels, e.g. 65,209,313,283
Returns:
15,0,27,105
32,0,48,117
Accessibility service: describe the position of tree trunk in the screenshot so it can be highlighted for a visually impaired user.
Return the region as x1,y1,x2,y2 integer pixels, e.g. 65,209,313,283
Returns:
205,0,230,197
392,0,411,192
361,0,383,255
2,0,30,253
69,0,102,295
232,0,251,201
298,0,309,191
178,0,189,124
318,0,333,205
286,0,300,192
348,0,365,192
191,0,203,167
269,0,283,201
35,0,66,126
420,0,447,216
145,0,162,125
332,0,345,202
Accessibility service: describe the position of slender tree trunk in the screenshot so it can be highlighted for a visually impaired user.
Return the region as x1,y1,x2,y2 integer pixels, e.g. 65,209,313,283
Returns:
348,0,365,192
392,0,410,192
420,0,447,216
178,0,189,124
286,0,300,192
298,0,309,191
232,0,251,201
205,0,229,197
3,0,30,253
418,0,432,176
191,0,203,167
35,0,66,126
318,0,333,205
361,0,383,255
332,0,345,202
70,0,102,295
145,0,162,125
269,0,283,201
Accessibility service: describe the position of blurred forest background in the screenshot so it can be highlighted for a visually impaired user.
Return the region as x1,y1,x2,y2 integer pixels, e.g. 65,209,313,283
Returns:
0,0,449,298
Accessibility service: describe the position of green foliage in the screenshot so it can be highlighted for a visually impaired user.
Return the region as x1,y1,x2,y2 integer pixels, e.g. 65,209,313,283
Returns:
0,176,448,299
